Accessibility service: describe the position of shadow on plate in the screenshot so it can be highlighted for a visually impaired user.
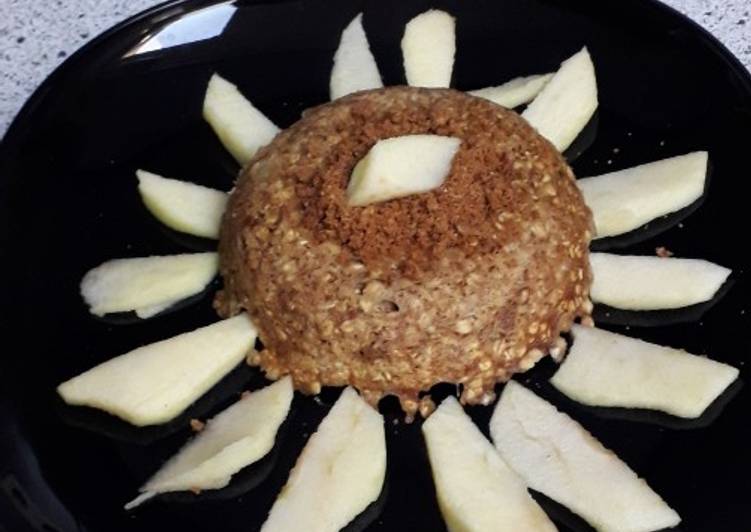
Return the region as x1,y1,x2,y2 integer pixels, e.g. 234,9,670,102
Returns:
54,363,267,444
589,159,712,252
146,421,287,505
85,280,220,326
531,489,683,532
548,378,743,430
592,275,734,328
564,112,599,164
154,223,222,253
149,423,390,530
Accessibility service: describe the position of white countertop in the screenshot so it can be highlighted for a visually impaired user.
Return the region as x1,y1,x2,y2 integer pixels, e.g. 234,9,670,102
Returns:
1,0,750,138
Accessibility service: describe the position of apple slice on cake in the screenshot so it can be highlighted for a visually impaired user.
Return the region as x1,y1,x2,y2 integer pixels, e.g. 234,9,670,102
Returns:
401,10,456,88
203,73,280,165
58,314,257,426
137,170,228,239
126,377,293,509
578,152,708,239
551,325,739,418
330,13,383,99
80,252,218,318
423,396,556,532
590,252,731,310
260,388,386,532
346,134,460,206
522,47,598,152
491,381,681,532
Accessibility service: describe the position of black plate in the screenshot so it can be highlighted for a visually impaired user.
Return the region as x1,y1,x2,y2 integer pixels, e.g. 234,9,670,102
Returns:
2,0,751,531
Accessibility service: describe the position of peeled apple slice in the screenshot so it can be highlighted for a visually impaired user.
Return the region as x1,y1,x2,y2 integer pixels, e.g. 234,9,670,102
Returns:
579,152,708,239
80,252,218,318
203,73,280,165
57,314,258,426
125,377,294,509
491,381,681,532
401,10,456,88
346,134,460,206
136,170,228,239
590,253,731,310
423,396,557,532
551,325,739,418
522,47,598,152
468,73,553,108
261,388,386,532
330,13,383,100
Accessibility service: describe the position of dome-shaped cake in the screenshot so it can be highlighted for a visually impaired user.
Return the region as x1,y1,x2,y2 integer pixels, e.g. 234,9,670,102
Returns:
215,86,593,419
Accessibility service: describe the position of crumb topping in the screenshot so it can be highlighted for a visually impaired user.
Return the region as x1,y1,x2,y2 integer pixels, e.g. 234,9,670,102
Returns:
241,87,587,279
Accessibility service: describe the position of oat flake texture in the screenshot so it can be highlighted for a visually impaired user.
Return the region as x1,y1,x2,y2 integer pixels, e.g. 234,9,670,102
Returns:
216,86,594,419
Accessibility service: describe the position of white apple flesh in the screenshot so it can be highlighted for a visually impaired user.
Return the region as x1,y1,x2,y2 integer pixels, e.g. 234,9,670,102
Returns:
346,134,460,206
468,73,553,109
401,10,456,88
491,381,681,532
330,13,383,100
423,396,557,532
137,170,228,239
125,377,294,509
590,253,731,310
551,325,739,418
80,252,218,318
578,152,708,239
260,387,386,532
57,314,258,426
203,73,280,165
522,47,598,152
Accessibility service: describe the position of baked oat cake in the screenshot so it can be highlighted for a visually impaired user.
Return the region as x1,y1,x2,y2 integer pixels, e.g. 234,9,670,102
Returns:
215,86,594,419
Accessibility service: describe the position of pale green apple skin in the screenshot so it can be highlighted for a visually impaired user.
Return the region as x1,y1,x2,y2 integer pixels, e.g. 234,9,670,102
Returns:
469,73,553,108
80,252,218,318
589,252,731,310
260,388,386,532
137,170,228,239
202,74,280,165
57,314,257,426
578,152,708,239
125,377,293,509
551,325,739,418
522,47,598,151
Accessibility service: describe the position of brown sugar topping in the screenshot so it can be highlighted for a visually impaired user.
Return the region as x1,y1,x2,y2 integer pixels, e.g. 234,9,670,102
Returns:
247,87,580,279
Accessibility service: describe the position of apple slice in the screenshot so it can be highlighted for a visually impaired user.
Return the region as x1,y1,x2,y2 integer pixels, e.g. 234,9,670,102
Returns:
261,387,386,532
468,73,554,109
80,252,218,318
125,377,294,509
401,10,456,88
578,152,708,239
203,73,280,165
491,381,681,532
136,170,228,239
330,13,383,100
423,396,557,532
590,252,731,310
522,47,598,152
57,313,257,426
551,325,739,418
346,134,460,206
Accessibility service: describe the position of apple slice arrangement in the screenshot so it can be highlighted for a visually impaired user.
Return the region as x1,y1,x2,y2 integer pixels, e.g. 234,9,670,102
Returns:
54,7,742,532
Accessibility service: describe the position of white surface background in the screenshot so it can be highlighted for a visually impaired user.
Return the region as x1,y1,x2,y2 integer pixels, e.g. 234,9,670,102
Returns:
1,0,750,138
